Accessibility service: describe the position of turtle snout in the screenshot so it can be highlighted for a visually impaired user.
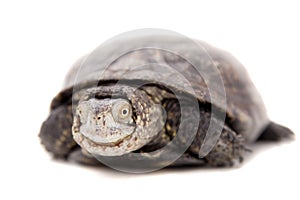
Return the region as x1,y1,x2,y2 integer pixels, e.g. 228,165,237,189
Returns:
75,100,111,140
76,99,111,126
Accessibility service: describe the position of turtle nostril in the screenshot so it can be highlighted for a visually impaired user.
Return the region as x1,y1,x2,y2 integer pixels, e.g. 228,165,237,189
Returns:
97,116,101,120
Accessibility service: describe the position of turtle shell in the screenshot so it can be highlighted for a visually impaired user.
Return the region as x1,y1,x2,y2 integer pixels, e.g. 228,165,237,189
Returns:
52,32,269,143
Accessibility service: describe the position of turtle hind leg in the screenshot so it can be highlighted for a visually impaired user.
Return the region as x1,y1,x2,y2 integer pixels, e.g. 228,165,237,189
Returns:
39,105,77,159
258,122,295,141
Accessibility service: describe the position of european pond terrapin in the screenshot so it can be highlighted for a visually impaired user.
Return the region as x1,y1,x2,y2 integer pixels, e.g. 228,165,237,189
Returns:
39,31,294,171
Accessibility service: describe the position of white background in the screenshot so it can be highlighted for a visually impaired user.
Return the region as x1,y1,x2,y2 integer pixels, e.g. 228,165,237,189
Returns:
0,0,299,200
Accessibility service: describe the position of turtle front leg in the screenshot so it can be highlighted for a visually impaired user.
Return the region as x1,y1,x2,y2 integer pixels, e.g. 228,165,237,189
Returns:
68,149,102,166
40,104,104,165
39,105,77,159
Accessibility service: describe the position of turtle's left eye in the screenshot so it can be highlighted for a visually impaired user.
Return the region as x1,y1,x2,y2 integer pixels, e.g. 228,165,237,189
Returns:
118,105,130,119
112,99,132,123
121,108,129,116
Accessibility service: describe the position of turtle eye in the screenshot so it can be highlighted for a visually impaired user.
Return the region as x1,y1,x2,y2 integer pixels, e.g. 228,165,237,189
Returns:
121,108,129,117
112,99,132,123
117,105,130,119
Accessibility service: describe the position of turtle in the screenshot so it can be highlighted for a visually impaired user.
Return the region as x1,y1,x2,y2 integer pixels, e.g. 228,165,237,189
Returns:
39,32,294,171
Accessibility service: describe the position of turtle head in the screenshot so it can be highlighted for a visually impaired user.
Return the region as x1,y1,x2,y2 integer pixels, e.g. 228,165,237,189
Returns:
75,98,135,145
72,92,165,156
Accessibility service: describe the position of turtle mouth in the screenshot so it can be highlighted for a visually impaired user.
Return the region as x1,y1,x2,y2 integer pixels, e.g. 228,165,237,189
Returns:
78,131,132,147
72,127,140,156
79,124,135,144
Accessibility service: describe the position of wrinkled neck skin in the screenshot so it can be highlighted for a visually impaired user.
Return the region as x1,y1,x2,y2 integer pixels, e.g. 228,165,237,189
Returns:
72,85,165,156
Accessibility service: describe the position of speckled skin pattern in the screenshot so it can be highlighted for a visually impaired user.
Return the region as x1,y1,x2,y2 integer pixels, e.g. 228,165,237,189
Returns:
39,36,294,168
